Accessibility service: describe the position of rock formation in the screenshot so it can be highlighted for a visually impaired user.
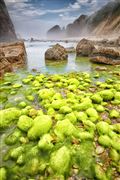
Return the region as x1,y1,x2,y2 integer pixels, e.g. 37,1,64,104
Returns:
48,1,120,38
0,0,17,42
76,39,96,57
0,41,26,76
45,44,68,61
47,25,65,39
90,48,120,65
66,15,88,37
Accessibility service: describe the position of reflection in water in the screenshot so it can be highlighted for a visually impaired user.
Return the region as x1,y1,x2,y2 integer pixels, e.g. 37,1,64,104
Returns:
45,60,68,74
75,57,92,72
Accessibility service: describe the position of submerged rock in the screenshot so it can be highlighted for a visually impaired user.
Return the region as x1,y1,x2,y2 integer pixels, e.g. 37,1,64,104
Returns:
90,56,120,65
90,48,120,65
0,41,26,76
76,38,96,57
45,44,68,61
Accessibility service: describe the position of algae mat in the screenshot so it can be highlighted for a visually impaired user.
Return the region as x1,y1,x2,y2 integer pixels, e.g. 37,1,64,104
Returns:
0,70,120,180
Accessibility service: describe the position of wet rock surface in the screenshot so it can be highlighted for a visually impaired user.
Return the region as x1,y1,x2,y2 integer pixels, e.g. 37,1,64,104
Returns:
0,41,26,76
90,56,120,65
76,39,96,57
90,48,120,65
45,43,68,61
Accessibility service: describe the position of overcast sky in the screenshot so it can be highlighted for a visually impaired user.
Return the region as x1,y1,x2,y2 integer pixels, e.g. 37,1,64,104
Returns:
5,0,111,38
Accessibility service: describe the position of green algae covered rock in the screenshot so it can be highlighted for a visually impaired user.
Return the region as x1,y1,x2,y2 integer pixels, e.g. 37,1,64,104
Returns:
99,90,114,101
24,158,39,176
75,98,93,111
59,106,72,114
98,135,111,147
17,115,33,132
94,164,107,180
96,122,110,135
91,94,103,104
18,101,27,108
0,167,7,180
0,108,21,129
65,112,77,124
86,108,99,122
112,123,120,133
78,131,94,140
51,100,66,110
5,129,22,145
50,146,70,174
28,115,52,140
109,148,120,162
39,88,55,100
54,119,76,140
38,133,53,150
114,92,120,101
111,138,120,151
76,111,88,122
10,146,24,159
95,105,105,112
109,109,119,118
83,120,96,131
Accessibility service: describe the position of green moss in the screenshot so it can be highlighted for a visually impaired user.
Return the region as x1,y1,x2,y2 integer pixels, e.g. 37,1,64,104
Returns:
94,164,107,180
86,108,99,122
59,106,72,114
99,90,114,101
109,109,119,118
54,119,76,140
28,115,52,140
17,115,33,132
0,108,21,129
5,129,22,145
38,133,53,150
65,112,77,124
96,122,110,135
109,149,119,162
91,94,103,104
0,167,7,180
50,146,70,175
98,135,111,147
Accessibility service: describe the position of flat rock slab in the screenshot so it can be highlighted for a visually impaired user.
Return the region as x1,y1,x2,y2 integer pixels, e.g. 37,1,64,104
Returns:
90,56,120,65
0,41,26,76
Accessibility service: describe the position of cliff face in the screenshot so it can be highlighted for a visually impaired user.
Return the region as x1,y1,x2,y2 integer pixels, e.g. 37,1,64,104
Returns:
86,1,120,36
0,0,17,42
47,1,120,38
47,25,66,39
66,15,88,37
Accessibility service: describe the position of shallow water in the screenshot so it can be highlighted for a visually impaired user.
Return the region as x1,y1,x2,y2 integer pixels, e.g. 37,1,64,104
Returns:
25,41,96,74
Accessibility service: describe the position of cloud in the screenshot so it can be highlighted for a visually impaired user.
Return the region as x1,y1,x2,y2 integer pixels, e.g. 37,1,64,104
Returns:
4,0,111,38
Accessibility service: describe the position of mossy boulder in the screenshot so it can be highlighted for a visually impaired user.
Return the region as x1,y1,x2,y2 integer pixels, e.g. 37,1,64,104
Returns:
17,115,33,132
28,115,52,140
99,90,114,101
50,146,70,174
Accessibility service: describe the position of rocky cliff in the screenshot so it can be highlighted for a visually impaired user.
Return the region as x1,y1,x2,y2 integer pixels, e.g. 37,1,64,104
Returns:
0,0,17,42
86,0,120,36
47,1,120,38
47,25,66,39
